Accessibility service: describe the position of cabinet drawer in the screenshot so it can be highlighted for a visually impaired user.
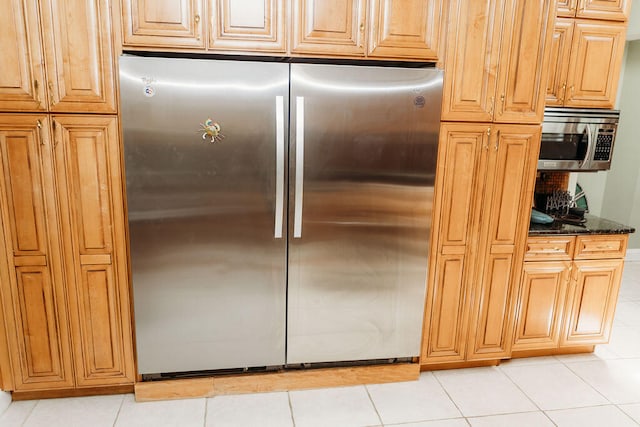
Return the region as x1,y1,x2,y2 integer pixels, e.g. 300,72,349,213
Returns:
524,236,576,261
574,235,628,259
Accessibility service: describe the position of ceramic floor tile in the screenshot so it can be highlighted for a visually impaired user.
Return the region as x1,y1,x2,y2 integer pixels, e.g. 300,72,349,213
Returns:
604,326,640,358
289,386,380,427
386,418,470,427
498,356,559,368
467,411,555,427
23,394,124,427
501,363,607,410
115,394,205,427
555,343,620,363
434,367,537,417
614,301,640,327
0,400,38,427
545,405,638,427
619,403,640,424
205,392,292,427
566,359,640,404
366,372,461,425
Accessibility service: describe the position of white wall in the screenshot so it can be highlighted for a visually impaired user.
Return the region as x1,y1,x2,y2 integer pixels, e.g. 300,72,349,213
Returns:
577,40,640,249
628,0,640,40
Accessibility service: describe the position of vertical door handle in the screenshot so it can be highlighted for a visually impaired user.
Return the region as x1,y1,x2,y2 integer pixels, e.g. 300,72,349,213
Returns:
294,96,305,239
274,96,285,239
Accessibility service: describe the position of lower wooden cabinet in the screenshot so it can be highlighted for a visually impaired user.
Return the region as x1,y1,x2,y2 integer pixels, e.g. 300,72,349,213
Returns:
513,234,627,354
0,114,134,392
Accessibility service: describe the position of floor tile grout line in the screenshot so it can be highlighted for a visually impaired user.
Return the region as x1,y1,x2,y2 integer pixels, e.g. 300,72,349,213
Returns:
287,391,296,427
495,364,545,412
20,399,39,427
364,384,384,427
112,394,126,427
430,370,468,419
561,358,624,405
614,403,640,426
203,395,209,427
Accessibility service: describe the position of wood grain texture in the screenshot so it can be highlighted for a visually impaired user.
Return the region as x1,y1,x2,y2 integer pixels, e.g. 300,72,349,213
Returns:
577,0,631,21
135,363,419,401
574,234,628,260
524,236,576,262
546,19,574,107
557,0,578,16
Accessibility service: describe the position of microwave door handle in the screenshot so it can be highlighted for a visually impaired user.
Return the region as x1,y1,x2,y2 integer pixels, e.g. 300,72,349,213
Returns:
581,124,593,170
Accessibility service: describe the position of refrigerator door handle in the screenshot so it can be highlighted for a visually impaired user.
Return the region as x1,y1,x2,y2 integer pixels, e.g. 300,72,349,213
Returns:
275,96,285,239
294,96,305,239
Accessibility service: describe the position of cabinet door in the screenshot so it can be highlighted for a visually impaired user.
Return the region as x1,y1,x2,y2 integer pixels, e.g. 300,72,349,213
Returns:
440,0,503,122
367,0,441,59
52,116,135,387
577,0,631,21
562,259,623,346
0,115,74,391
558,0,578,17
467,125,540,360
546,19,574,107
513,261,571,351
40,0,116,113
422,124,486,364
0,0,47,111
565,20,626,109
122,0,205,48
291,0,366,56
494,0,555,124
209,0,286,52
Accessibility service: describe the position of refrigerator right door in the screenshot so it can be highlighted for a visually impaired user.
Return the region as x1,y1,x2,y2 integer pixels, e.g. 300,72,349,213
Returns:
287,64,443,364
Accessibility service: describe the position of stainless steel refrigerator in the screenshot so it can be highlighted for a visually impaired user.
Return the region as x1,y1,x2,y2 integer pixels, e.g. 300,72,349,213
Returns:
119,55,442,375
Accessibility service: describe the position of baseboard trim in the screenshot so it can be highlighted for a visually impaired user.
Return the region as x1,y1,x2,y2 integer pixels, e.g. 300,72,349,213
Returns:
626,248,640,262
11,384,134,401
135,363,420,402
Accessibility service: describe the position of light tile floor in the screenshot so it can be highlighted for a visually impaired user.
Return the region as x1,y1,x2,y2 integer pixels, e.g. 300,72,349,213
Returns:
1,261,639,427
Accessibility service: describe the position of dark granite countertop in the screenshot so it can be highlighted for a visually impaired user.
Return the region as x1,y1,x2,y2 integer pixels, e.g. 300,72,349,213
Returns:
529,214,636,235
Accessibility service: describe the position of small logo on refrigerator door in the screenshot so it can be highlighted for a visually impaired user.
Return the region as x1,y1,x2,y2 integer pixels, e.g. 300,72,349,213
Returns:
143,85,155,97
199,119,225,144
414,96,426,108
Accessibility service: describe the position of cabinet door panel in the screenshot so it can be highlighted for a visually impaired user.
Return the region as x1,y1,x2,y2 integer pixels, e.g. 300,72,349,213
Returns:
0,116,74,390
565,21,626,109
562,259,622,346
577,0,630,21
546,19,574,107
0,0,47,111
494,0,555,123
122,0,205,48
40,0,116,113
53,116,135,386
292,0,366,56
558,0,577,17
513,261,570,351
368,0,440,59
209,0,286,52
440,0,502,121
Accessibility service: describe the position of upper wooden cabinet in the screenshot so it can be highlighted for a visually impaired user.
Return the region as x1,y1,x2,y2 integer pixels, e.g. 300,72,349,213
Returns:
546,19,626,109
558,0,631,21
122,0,205,48
0,0,117,113
209,0,286,52
291,0,367,56
0,0,47,111
442,0,555,124
367,0,441,59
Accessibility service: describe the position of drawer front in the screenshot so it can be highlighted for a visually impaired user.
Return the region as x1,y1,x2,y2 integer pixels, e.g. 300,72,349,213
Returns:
574,235,628,259
524,236,576,261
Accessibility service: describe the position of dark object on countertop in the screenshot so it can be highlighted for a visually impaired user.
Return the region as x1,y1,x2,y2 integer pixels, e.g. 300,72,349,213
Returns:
569,206,586,218
529,214,636,235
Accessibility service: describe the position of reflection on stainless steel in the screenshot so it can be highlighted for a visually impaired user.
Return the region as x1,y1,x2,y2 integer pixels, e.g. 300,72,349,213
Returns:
120,56,443,374
287,63,442,364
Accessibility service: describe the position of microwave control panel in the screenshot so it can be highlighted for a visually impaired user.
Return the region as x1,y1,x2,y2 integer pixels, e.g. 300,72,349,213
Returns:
594,128,615,161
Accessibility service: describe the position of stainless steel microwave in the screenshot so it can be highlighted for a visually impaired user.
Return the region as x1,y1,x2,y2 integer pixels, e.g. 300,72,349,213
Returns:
538,107,620,171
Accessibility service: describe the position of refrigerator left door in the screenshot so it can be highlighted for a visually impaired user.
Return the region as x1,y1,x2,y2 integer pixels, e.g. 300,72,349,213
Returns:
119,56,289,375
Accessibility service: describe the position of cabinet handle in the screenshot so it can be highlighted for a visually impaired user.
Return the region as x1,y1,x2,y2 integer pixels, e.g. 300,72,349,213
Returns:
494,130,500,151
48,81,55,106
484,128,490,150
33,79,40,102
36,120,44,146
488,96,494,118
195,14,201,40
499,93,505,115
560,83,567,104
359,22,364,48
569,85,575,100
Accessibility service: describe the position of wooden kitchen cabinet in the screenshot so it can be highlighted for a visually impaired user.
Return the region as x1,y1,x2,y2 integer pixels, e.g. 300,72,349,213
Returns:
209,0,286,52
0,115,75,391
0,115,134,392
52,116,135,387
441,0,555,124
547,19,626,109
558,0,631,21
422,123,540,365
513,234,628,354
122,0,205,48
0,0,47,111
0,0,116,113
367,0,441,59
291,0,367,56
